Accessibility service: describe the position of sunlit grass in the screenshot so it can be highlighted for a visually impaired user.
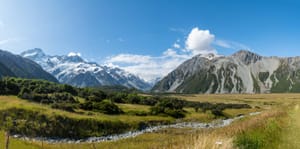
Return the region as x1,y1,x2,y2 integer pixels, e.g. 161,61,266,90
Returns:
0,94,297,149
116,103,151,113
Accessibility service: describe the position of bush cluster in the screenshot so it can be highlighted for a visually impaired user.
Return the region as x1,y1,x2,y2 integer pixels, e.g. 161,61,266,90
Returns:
80,100,123,114
150,98,186,118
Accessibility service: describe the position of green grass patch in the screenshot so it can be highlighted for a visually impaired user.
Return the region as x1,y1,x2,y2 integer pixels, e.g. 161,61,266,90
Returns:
234,118,283,149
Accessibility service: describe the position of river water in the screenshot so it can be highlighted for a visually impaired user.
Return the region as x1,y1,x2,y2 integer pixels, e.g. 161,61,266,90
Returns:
13,111,261,144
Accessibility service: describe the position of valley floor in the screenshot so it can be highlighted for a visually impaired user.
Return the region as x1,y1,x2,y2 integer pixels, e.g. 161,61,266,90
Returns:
1,94,300,149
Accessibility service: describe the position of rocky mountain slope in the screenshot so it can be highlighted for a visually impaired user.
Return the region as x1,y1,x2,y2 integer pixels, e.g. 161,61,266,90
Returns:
152,50,300,93
21,48,151,90
0,49,58,82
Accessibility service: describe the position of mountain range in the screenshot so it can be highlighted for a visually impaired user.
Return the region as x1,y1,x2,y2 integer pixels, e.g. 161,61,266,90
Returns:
21,48,151,90
4,48,300,94
0,49,58,82
153,50,300,94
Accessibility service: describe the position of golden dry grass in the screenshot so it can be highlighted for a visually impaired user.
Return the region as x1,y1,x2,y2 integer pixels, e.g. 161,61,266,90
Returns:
188,108,287,149
278,104,300,148
0,94,297,149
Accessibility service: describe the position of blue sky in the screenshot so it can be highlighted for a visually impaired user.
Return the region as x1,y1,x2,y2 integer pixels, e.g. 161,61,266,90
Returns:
1,0,300,81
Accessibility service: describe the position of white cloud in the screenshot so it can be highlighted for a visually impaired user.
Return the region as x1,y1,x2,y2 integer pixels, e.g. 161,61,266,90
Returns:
105,49,189,82
106,54,152,64
163,48,177,57
173,43,180,49
68,52,81,57
215,39,250,50
185,27,216,55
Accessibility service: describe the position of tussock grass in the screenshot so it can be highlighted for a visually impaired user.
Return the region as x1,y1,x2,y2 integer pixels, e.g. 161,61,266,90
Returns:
188,109,287,149
278,104,300,149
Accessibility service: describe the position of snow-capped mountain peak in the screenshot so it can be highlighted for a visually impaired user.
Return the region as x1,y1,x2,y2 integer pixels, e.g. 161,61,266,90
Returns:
21,49,151,90
20,48,46,59
67,52,81,57
61,55,85,63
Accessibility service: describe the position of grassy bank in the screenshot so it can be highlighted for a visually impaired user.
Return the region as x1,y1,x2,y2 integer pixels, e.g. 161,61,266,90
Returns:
0,96,173,139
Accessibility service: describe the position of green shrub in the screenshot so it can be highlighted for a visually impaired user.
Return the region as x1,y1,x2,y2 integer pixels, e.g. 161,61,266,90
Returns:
96,100,123,114
150,98,186,118
127,111,148,116
80,100,123,114
126,93,141,104
164,108,185,118
110,92,127,103
211,108,225,117
51,103,77,112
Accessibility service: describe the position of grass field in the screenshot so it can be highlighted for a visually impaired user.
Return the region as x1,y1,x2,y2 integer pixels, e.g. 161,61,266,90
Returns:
1,94,298,149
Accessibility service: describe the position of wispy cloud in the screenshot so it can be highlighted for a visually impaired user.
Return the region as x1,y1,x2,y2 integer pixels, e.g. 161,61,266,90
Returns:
169,27,186,33
215,39,250,50
105,49,190,82
0,39,10,45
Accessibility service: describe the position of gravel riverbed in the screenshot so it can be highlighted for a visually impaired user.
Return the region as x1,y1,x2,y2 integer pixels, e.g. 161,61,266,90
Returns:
13,112,261,144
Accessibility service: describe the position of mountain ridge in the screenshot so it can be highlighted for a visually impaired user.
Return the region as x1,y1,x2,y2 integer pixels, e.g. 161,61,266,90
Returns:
152,50,300,94
0,49,58,82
